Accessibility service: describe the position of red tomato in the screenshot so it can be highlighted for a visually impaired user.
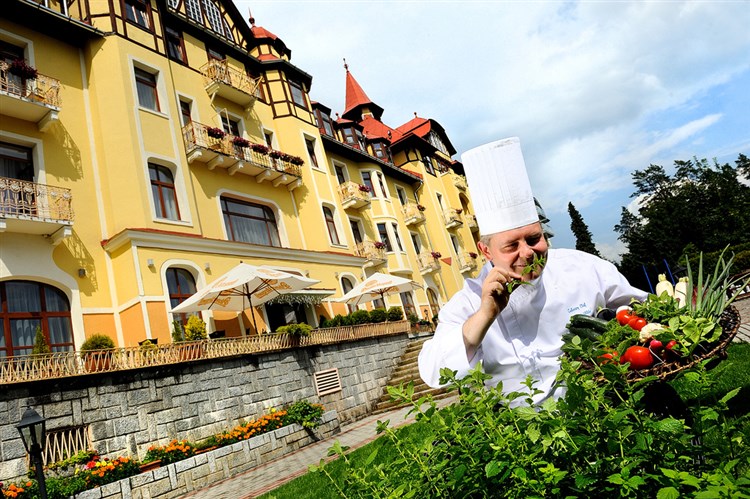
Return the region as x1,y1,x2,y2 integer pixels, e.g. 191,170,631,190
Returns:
632,318,648,331
598,352,618,364
616,309,632,326
620,346,654,370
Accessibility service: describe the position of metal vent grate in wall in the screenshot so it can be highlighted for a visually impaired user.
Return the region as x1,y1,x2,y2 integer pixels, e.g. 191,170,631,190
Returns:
42,425,93,465
313,368,342,396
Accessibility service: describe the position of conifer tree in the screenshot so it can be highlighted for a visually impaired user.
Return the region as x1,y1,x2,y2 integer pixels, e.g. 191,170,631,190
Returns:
567,202,601,257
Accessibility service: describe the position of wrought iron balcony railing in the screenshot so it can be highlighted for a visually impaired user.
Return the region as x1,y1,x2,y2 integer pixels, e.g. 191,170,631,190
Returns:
0,176,73,223
338,181,372,210
402,202,426,226
465,213,479,232
1,61,62,108
457,251,478,273
443,208,464,229
417,250,441,274
0,321,410,385
355,240,387,265
201,59,261,109
182,122,302,188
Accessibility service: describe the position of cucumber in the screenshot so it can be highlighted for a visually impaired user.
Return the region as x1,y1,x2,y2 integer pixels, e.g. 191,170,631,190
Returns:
566,326,601,341
568,314,610,333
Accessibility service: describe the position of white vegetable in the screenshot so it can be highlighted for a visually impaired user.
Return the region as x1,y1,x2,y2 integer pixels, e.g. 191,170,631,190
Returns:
655,274,674,297
674,277,690,308
639,322,665,342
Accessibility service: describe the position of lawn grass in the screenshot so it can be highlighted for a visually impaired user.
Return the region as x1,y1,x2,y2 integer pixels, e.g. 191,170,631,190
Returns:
260,343,750,499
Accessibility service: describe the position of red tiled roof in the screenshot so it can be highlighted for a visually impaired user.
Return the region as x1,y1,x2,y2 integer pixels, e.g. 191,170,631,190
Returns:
360,115,396,141
344,69,373,116
257,53,279,61
251,25,278,40
395,116,431,138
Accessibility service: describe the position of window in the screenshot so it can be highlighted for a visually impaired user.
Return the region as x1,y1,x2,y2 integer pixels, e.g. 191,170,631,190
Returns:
315,109,334,136
167,268,197,327
149,163,180,220
361,172,375,197
124,0,150,30
377,223,392,252
427,288,440,318
263,130,274,148
202,0,225,37
391,223,404,252
179,100,192,126
341,277,355,313
1,142,35,216
428,131,449,155
0,281,74,357
400,291,416,318
221,115,240,136
305,137,319,168
371,141,390,162
135,67,159,111
376,172,388,198
350,219,363,244
166,27,187,63
410,233,422,253
221,197,281,247
423,155,435,176
323,206,340,245
266,302,308,332
289,80,307,108
396,187,407,205
334,165,346,184
185,0,202,22
207,47,224,61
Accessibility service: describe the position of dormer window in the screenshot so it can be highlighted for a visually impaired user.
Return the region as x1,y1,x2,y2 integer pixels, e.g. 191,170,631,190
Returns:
289,80,307,108
371,141,392,163
341,126,365,150
428,131,448,155
315,109,334,136
124,0,151,30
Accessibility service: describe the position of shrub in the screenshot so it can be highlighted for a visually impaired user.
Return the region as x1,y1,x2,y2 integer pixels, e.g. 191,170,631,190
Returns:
350,309,370,325
46,474,88,499
407,313,419,326
32,326,51,355
144,439,196,465
283,400,325,429
80,334,115,352
171,319,184,343
368,308,387,323
340,314,353,326
82,456,140,487
319,316,330,328
387,306,404,321
275,323,313,336
184,315,206,341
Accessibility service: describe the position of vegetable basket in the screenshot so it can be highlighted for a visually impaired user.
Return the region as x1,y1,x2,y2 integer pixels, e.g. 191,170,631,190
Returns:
581,305,741,384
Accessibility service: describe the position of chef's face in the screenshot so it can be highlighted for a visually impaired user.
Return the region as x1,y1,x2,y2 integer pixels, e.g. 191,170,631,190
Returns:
478,222,548,281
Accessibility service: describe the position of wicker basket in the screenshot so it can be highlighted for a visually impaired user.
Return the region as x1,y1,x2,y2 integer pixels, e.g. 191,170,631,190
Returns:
582,305,742,383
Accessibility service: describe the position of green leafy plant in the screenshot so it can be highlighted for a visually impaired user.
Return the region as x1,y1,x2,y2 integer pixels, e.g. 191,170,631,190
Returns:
506,254,546,292
407,313,419,326
183,315,207,341
31,326,51,355
368,308,387,323
171,319,184,343
387,306,404,321
350,309,370,325
80,334,115,352
283,400,325,429
143,439,196,465
275,323,313,336
685,246,750,320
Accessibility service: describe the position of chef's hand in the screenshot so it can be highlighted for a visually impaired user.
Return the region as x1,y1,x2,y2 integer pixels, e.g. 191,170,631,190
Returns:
462,265,522,361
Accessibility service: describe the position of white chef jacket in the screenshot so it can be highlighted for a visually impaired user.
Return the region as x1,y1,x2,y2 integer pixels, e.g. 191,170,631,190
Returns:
418,248,647,403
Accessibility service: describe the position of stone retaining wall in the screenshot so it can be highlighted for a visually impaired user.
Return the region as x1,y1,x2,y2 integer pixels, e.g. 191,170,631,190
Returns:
74,410,340,499
0,334,410,481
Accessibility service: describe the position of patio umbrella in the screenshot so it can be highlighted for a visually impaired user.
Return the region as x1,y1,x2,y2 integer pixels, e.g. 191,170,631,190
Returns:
171,263,320,333
335,272,422,307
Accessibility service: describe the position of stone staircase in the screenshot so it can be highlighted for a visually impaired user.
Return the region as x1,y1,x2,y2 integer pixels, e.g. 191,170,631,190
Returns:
372,336,452,414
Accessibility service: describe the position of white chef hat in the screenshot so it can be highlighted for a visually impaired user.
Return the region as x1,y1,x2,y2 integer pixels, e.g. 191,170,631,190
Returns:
461,137,538,235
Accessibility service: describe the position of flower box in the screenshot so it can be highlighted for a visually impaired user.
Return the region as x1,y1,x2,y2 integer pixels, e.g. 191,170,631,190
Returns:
269,150,284,159
373,241,387,249
417,204,426,212
232,137,250,147
250,143,269,154
206,127,226,139
358,184,371,193
8,59,38,80
289,155,305,166
468,252,478,259
431,251,442,259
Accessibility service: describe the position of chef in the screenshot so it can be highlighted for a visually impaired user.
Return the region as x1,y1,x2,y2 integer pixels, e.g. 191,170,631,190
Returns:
418,137,646,403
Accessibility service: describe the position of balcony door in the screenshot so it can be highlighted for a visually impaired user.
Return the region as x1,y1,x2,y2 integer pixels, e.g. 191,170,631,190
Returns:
1,142,35,217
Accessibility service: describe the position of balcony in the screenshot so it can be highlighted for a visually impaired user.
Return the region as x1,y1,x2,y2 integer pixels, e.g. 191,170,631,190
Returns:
402,202,426,226
457,252,478,273
338,181,372,210
452,174,468,191
443,208,464,229
356,240,387,267
465,213,479,232
201,59,261,112
182,122,303,191
0,61,61,131
0,176,73,244
417,251,440,274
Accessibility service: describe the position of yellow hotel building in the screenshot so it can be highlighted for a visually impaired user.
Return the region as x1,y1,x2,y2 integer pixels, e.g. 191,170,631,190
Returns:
0,0,482,353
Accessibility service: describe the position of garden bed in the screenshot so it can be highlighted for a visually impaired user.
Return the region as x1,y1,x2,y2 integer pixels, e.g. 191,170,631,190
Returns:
72,410,339,498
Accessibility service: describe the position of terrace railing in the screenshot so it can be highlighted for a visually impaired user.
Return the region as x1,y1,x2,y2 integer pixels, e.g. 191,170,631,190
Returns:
0,176,74,222
0,321,410,385
0,61,61,108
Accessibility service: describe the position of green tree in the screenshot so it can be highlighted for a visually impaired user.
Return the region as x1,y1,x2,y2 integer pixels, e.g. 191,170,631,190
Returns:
615,155,750,287
567,202,601,257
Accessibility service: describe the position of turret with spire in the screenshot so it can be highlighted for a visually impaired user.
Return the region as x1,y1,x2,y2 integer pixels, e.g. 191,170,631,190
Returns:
342,59,384,122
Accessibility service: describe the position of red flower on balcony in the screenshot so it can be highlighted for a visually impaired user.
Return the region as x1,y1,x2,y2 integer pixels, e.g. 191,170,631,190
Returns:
269,150,283,159
468,252,478,259
431,251,442,259
8,59,38,80
232,136,251,148
289,156,305,166
358,184,371,193
250,143,269,154
417,204,426,212
373,241,386,249
455,208,463,214
206,127,225,139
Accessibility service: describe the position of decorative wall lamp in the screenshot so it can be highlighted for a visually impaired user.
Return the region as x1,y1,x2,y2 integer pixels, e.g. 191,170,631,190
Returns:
16,406,48,499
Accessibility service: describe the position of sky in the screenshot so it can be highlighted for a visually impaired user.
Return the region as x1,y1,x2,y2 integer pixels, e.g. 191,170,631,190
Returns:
237,0,750,262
